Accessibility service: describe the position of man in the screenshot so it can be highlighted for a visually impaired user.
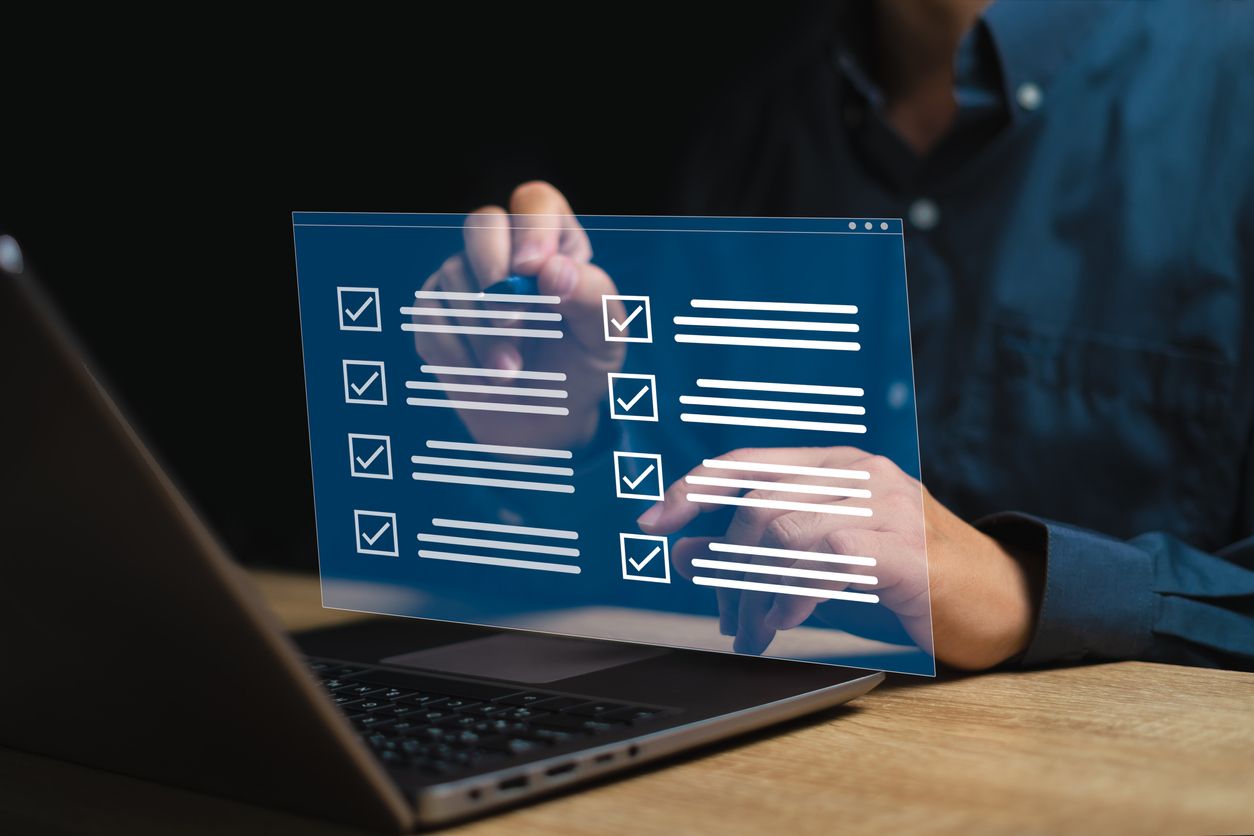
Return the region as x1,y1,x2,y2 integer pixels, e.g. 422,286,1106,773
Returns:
413,0,1253,670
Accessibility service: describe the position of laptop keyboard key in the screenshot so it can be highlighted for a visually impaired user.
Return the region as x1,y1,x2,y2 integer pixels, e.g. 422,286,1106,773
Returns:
332,666,368,677
494,692,554,707
397,693,447,708
526,696,586,712
464,703,512,717
439,698,481,711
533,713,596,731
565,701,628,717
378,704,424,718
342,684,387,698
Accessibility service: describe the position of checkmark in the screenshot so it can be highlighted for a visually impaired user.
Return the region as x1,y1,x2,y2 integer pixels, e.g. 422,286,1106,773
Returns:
361,521,391,546
613,451,664,501
338,287,382,332
610,304,643,332
343,361,388,405
602,295,652,343
344,296,374,321
619,532,670,583
348,434,392,479
355,444,385,470
628,545,661,573
350,371,380,396
621,464,656,491
616,385,649,412
354,509,398,556
607,373,658,422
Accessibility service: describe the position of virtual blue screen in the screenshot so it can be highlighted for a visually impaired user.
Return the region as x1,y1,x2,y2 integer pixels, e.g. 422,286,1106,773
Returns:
293,213,934,676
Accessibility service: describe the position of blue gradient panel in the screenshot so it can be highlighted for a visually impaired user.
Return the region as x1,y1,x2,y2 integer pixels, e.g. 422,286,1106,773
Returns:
293,213,934,675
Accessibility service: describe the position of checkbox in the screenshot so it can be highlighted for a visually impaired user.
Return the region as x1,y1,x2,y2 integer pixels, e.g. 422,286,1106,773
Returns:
337,287,382,332
602,295,652,343
343,360,388,405
354,509,398,557
620,533,670,583
613,451,664,501
607,373,658,422
348,433,393,479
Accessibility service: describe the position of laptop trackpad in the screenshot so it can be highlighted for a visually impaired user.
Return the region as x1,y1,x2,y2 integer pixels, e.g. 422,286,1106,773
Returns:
381,634,667,684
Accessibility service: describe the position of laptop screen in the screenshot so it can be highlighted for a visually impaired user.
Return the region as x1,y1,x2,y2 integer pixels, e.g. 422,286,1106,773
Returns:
292,213,934,676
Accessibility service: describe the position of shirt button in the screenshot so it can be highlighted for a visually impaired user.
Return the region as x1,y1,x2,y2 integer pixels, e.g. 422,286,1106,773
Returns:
1016,81,1043,111
908,198,940,231
0,235,23,274
886,381,910,410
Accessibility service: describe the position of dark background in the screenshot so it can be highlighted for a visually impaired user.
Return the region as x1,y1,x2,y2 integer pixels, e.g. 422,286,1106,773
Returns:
3,5,835,568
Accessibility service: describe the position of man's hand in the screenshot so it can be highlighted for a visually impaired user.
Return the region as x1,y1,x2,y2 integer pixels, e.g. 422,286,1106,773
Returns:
637,446,1040,670
412,182,627,451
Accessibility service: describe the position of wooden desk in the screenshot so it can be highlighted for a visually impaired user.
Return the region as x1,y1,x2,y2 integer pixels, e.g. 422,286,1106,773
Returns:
2,570,1250,836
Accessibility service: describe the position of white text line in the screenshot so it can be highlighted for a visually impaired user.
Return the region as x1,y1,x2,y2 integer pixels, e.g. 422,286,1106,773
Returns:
684,475,872,499
426,440,572,459
407,398,569,416
411,472,574,493
418,550,580,574
696,379,864,397
680,413,866,434
417,533,579,557
679,395,865,415
692,576,879,603
432,518,578,540
410,456,573,476
691,559,877,585
686,493,873,517
420,365,566,381
690,299,858,315
709,541,876,566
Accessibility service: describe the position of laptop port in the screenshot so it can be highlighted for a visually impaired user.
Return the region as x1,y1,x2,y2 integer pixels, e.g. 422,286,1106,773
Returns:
593,753,614,764
545,762,577,778
498,775,529,792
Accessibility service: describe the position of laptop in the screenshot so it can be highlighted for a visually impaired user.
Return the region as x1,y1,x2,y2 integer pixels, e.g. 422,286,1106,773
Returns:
0,236,883,831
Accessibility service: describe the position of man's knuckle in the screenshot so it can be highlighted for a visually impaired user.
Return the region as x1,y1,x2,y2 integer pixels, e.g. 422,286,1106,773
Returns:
824,530,857,555
763,515,804,550
734,503,772,531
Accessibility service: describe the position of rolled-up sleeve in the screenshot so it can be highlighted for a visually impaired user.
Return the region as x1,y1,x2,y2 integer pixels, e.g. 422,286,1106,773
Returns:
977,513,1254,670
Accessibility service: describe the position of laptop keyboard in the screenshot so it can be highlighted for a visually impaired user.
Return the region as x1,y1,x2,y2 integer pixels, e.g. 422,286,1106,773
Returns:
308,658,676,776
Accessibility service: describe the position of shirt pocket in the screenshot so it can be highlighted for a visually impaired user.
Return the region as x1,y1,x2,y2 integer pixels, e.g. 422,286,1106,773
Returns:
943,322,1240,547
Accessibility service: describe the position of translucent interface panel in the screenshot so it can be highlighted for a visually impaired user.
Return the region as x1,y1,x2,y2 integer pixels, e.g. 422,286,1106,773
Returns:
292,213,934,675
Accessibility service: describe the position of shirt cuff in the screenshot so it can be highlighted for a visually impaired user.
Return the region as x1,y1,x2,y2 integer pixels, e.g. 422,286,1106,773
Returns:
976,512,1155,666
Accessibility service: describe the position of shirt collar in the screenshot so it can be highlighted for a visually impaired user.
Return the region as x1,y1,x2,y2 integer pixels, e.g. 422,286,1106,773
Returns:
981,0,1112,119
834,0,1115,121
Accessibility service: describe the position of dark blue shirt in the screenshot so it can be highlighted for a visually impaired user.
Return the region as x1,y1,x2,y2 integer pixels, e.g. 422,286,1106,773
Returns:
680,0,1254,669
